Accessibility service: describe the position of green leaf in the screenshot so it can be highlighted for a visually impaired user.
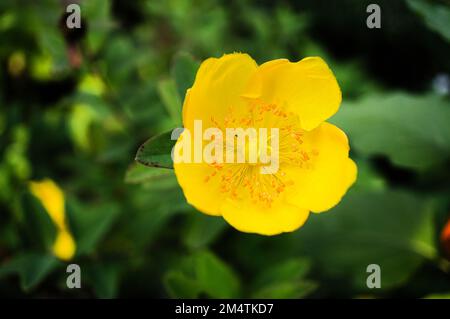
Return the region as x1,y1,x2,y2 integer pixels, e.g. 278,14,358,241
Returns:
83,0,113,53
254,258,311,288
350,159,386,191
183,213,227,249
67,200,120,256
164,250,240,298
252,258,317,298
0,253,59,292
157,79,182,126
35,29,69,76
157,53,199,127
252,281,317,299
171,52,199,100
424,293,450,299
164,272,202,298
68,103,100,152
22,192,58,252
119,185,189,250
406,0,450,42
194,250,240,298
295,190,437,291
140,173,180,190
125,162,174,184
135,130,177,169
331,93,450,170
84,264,120,298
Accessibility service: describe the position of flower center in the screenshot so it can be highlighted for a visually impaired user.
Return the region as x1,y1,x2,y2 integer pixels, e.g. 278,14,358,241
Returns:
235,134,264,165
205,100,318,207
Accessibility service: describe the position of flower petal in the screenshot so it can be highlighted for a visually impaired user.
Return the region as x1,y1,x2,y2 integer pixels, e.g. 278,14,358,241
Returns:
220,198,310,236
284,122,357,212
243,57,341,131
173,132,226,216
29,179,66,229
174,161,224,216
52,230,76,261
182,53,258,131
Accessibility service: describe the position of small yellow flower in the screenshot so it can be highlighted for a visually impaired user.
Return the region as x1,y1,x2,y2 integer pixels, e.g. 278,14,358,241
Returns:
29,179,76,260
52,230,76,261
174,53,357,235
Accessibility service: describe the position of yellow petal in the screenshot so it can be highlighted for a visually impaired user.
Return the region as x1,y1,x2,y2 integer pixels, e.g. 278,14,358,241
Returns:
174,161,225,216
52,230,76,261
29,179,66,230
284,122,357,212
243,57,341,131
182,53,258,131
220,197,309,236
173,131,226,216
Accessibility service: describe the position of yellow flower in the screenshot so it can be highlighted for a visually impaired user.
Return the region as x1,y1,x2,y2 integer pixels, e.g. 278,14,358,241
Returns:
29,179,76,260
174,53,357,235
52,230,76,261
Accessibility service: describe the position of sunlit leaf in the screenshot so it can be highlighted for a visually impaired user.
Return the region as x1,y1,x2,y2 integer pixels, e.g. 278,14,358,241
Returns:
83,0,113,53
68,103,99,152
35,29,69,76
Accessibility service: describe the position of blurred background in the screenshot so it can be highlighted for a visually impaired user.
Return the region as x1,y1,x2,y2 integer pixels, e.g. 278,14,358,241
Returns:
0,0,450,298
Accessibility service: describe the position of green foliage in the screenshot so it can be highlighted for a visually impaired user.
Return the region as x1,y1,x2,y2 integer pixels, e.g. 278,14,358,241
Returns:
295,190,437,291
424,293,450,299
183,213,227,250
135,131,177,169
253,281,317,299
407,0,450,42
83,0,113,53
0,253,59,292
157,79,182,126
67,200,121,256
252,258,317,298
84,263,121,298
164,250,240,298
331,93,450,170
125,163,174,185
171,52,200,101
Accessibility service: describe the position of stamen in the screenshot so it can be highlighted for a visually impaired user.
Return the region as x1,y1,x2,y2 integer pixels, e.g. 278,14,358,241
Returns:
203,101,318,207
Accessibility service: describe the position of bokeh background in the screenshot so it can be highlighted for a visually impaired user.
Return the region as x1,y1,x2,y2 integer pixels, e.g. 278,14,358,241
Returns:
1,0,450,298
